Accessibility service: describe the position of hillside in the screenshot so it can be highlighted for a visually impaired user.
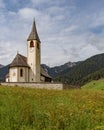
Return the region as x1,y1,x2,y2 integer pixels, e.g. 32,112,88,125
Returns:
0,64,9,81
0,64,4,69
55,53,104,86
1,53,104,85
0,86,104,130
80,68,104,85
82,79,104,90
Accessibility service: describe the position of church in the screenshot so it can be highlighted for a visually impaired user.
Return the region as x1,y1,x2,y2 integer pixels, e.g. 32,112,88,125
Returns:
6,21,52,83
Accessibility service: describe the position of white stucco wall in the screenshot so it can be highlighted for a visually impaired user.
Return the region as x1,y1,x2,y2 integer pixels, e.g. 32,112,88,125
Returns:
41,76,45,82
9,67,18,82
6,77,9,82
9,67,29,82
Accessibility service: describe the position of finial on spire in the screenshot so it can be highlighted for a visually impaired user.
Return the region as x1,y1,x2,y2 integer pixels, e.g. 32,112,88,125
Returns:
33,17,35,22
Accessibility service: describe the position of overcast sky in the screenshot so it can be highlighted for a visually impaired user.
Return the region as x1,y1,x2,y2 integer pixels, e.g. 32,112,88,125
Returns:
0,0,104,67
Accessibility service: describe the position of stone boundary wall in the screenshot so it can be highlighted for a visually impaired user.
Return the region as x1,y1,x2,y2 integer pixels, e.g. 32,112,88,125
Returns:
0,82,70,90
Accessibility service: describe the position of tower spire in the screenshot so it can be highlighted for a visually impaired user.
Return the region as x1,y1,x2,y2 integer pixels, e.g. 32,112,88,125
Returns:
27,20,40,43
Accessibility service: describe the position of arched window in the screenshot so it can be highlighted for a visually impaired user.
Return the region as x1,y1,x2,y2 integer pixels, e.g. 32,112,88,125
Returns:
30,41,34,47
20,69,23,77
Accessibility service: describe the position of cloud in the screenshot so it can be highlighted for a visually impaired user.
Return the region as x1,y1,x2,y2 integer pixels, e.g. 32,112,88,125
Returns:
18,8,41,19
0,0,104,66
0,0,5,9
31,0,51,5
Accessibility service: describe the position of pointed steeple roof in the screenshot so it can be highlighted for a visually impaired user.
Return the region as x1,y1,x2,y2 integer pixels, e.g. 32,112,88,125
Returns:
27,20,41,42
10,53,30,68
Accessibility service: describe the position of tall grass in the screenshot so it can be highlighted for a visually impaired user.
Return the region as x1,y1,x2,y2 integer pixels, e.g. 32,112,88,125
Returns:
0,86,104,130
82,79,104,90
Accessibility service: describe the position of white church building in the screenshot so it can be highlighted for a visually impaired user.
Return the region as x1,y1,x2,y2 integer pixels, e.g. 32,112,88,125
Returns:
6,21,52,83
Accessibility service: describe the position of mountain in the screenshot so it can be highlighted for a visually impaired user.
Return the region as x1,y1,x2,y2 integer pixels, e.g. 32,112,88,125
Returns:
41,62,79,78
0,64,4,69
55,53,104,86
0,64,10,81
1,53,104,85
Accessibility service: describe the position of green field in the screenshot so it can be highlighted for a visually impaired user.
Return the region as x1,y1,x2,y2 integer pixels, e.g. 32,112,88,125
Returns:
0,86,104,130
82,79,104,90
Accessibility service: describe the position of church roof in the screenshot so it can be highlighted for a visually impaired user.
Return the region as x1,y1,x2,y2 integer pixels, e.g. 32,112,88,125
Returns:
10,53,30,68
10,53,51,79
41,67,52,78
27,20,41,42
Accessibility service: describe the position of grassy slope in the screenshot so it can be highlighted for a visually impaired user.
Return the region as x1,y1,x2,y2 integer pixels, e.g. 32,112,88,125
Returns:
82,79,104,90
0,86,104,130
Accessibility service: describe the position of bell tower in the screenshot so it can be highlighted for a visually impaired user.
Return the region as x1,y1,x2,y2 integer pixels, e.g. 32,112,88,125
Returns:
27,20,41,82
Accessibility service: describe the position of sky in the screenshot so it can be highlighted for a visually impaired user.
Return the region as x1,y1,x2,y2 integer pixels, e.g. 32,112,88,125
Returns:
0,0,104,67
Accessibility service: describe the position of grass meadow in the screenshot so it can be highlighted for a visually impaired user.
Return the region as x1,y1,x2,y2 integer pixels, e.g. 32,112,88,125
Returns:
82,79,104,90
0,86,104,130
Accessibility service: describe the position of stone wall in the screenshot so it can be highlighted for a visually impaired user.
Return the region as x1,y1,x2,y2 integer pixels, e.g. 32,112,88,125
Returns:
1,82,70,90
